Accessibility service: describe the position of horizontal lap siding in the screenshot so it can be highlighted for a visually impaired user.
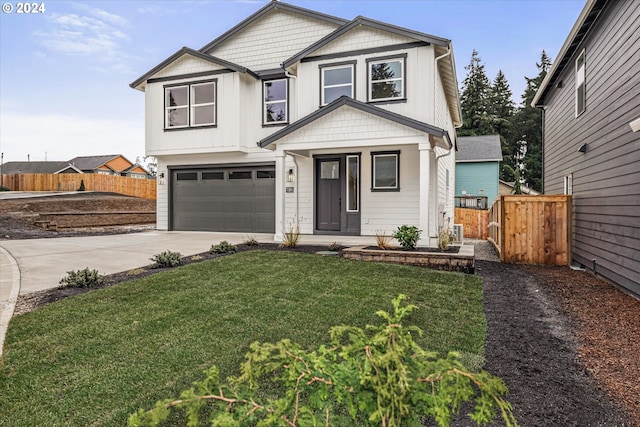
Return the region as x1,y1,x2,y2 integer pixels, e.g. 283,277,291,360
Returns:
542,0,640,296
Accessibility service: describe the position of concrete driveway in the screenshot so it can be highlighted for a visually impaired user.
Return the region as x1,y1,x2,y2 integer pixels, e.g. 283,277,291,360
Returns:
0,231,374,354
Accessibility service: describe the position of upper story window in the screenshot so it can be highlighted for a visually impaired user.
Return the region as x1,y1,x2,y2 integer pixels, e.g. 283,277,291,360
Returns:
263,79,288,125
321,62,355,105
165,80,216,129
575,50,585,117
368,55,405,102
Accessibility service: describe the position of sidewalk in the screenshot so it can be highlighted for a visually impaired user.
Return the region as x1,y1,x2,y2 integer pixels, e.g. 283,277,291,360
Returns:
0,231,376,354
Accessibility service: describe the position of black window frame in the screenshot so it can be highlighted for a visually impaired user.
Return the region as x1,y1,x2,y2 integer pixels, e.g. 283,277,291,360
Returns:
371,150,400,192
262,78,289,126
366,54,407,104
319,60,356,106
164,79,217,131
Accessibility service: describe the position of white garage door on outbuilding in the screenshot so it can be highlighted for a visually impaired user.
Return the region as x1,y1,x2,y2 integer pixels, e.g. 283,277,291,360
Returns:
170,165,275,233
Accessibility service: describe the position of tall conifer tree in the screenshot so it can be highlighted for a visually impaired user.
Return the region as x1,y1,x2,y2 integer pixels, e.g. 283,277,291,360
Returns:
513,51,551,192
459,50,493,136
489,70,516,180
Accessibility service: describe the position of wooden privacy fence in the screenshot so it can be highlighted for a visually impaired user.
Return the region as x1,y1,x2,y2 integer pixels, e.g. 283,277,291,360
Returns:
454,207,489,239
488,195,572,266
1,174,156,200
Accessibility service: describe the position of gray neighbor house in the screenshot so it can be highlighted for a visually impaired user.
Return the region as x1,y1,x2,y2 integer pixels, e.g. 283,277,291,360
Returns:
533,0,639,297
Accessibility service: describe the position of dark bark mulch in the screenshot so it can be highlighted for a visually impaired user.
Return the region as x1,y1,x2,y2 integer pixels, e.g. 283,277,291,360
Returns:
475,260,634,427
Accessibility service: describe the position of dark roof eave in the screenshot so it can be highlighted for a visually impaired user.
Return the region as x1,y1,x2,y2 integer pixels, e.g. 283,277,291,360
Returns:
258,96,450,148
533,0,608,107
283,15,449,69
130,47,257,90
199,1,348,54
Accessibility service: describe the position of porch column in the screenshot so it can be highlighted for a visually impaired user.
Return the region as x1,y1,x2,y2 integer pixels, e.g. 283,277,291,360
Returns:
274,149,286,242
418,142,433,246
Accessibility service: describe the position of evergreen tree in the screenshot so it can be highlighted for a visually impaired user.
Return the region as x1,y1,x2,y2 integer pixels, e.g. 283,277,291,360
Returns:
488,70,517,181
512,51,551,192
459,50,493,136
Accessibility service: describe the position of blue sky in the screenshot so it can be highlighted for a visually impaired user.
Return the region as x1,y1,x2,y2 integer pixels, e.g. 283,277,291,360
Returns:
0,0,585,165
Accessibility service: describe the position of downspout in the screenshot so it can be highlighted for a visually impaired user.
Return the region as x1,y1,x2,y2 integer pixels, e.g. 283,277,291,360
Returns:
284,68,299,226
433,42,461,234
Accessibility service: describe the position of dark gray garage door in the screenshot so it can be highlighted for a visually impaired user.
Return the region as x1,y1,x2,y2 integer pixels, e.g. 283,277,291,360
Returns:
171,165,275,233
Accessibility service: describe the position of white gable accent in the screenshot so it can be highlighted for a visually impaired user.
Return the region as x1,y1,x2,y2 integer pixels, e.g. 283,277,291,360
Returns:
313,26,415,57
209,10,339,70
153,55,227,79
274,105,426,150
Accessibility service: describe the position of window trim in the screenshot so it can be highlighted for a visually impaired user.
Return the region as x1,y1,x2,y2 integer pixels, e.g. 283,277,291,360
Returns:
262,78,289,126
164,79,217,130
575,50,585,117
367,54,406,103
371,150,400,192
319,61,356,106
346,154,360,212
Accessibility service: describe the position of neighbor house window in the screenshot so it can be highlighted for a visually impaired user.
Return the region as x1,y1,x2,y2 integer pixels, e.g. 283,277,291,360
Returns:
263,79,288,125
371,151,400,191
346,155,360,212
575,50,585,117
321,62,355,105
564,174,573,195
368,55,405,102
165,80,216,129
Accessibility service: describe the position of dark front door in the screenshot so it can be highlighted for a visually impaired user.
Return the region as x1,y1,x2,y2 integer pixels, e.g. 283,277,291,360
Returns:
316,158,342,231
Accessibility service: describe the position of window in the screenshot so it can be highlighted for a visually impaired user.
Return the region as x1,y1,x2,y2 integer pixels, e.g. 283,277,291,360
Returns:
564,174,573,195
368,56,405,102
371,151,400,191
176,172,198,181
575,50,585,116
263,79,288,125
321,63,354,105
229,171,252,180
165,81,216,129
202,171,224,180
347,155,359,212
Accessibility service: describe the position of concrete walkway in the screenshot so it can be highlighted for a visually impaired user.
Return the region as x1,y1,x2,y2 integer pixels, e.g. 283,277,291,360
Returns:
0,231,376,354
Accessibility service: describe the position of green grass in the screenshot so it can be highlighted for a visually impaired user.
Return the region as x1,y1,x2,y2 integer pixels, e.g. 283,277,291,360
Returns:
0,251,485,426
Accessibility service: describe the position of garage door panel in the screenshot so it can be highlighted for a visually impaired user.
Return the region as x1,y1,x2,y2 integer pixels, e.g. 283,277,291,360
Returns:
171,166,275,233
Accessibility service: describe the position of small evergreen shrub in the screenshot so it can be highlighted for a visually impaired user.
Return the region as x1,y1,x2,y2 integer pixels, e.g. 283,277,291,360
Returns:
210,241,237,254
59,268,104,289
0,185,10,192
393,225,422,250
129,295,517,427
78,179,85,191
149,250,182,269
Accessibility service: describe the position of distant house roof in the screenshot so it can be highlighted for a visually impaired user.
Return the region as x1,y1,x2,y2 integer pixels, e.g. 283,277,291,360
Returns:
68,155,127,172
0,161,81,174
499,180,540,195
456,135,503,162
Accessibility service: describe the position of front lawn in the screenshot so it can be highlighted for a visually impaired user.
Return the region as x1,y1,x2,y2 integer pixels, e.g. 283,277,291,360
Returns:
0,250,485,426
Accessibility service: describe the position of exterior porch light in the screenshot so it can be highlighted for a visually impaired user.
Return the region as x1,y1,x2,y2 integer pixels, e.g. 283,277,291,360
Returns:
287,168,295,183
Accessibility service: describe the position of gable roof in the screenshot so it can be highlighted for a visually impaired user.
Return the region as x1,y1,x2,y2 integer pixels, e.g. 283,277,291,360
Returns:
130,47,258,91
532,0,608,107
456,135,503,162
199,1,348,54
282,15,449,69
1,161,81,174
258,96,451,149
68,154,135,172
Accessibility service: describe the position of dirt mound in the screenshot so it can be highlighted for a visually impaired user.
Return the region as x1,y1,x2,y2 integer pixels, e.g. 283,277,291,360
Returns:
0,192,156,240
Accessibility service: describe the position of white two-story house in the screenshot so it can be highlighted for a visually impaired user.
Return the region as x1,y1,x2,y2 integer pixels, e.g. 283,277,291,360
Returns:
131,1,461,244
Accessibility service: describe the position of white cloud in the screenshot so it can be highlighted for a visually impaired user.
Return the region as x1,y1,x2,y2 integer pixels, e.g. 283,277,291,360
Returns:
33,5,131,72
0,111,145,163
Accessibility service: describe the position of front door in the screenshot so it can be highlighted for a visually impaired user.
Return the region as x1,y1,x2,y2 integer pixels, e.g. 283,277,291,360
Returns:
315,155,361,234
316,158,342,231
